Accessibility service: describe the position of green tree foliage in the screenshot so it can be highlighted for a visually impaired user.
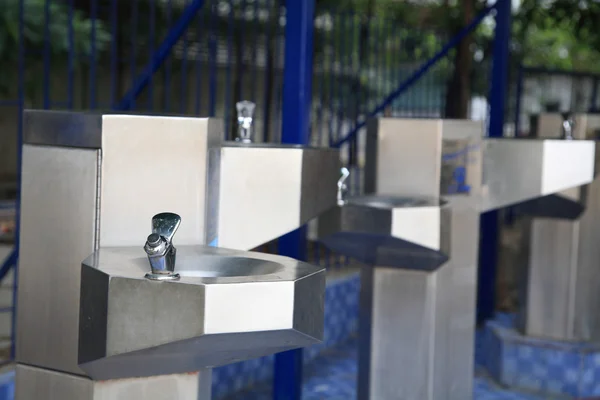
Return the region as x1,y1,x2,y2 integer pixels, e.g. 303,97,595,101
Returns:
514,0,600,72
0,0,111,99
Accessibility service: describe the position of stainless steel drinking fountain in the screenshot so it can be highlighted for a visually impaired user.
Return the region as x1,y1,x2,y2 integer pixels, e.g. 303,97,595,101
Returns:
318,118,596,400
16,109,338,399
517,112,600,342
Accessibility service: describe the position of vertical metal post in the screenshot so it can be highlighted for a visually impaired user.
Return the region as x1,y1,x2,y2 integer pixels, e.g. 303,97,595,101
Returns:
273,0,315,399
12,0,26,359
477,0,511,323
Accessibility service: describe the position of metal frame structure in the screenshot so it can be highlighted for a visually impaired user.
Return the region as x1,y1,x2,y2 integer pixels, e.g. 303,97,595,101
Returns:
1,0,514,397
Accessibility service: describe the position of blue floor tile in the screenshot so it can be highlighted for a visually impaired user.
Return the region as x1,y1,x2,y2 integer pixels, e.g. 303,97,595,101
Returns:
229,337,547,400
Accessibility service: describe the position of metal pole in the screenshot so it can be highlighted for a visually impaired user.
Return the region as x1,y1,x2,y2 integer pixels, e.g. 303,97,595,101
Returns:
273,0,315,399
477,0,511,323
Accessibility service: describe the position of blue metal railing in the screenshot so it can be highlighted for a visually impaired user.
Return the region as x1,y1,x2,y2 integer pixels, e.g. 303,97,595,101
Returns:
332,3,495,149
0,0,512,397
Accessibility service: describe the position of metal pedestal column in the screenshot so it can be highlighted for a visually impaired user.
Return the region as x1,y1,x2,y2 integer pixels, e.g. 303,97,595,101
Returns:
521,170,600,341
358,204,479,400
16,365,212,400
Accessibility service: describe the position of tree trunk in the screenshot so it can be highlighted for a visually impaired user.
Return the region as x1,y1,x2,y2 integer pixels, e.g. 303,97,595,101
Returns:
445,0,474,119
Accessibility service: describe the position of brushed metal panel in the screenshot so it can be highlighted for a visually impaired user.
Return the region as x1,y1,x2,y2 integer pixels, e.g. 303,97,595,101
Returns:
365,118,483,198
99,115,218,247
371,118,443,198
431,204,479,400
391,206,445,251
360,205,478,400
363,118,379,194
16,364,92,400
15,364,209,400
357,267,374,400
293,268,326,341
521,113,600,341
573,176,600,341
300,148,340,222
524,219,578,339
523,177,600,341
23,110,102,148
77,245,325,379
317,196,450,270
218,147,303,250
17,145,99,375
541,140,595,195
480,139,544,211
366,268,437,400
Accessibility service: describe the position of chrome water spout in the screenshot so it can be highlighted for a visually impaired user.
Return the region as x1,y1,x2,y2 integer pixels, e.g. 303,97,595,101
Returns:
236,100,255,143
144,212,181,281
337,167,350,206
562,113,575,140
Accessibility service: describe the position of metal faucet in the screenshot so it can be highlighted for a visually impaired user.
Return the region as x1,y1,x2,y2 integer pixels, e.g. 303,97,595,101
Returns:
236,100,255,143
337,167,350,206
562,113,575,140
144,212,181,281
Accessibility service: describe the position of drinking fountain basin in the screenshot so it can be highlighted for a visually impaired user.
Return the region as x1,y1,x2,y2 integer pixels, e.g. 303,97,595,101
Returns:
78,245,325,381
317,195,450,270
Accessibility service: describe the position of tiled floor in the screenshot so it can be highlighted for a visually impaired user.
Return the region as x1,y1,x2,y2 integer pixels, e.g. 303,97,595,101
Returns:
229,337,546,400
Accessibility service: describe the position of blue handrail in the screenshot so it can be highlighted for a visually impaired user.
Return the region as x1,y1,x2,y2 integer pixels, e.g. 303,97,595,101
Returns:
332,3,496,148
0,250,17,284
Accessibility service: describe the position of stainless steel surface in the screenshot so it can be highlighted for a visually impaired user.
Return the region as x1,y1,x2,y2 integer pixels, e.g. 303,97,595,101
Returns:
23,110,103,148
217,145,340,249
350,117,596,400
144,212,181,280
78,245,325,380
518,113,600,341
357,201,479,400
18,112,222,376
318,195,451,270
17,145,99,375
479,139,595,211
22,110,341,251
236,100,255,143
359,267,437,400
15,364,210,400
337,167,350,206
364,118,483,198
364,118,596,212
562,113,575,140
17,111,332,386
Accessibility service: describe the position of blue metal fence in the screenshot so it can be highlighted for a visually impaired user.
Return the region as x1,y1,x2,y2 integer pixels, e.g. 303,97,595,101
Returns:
0,0,512,397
